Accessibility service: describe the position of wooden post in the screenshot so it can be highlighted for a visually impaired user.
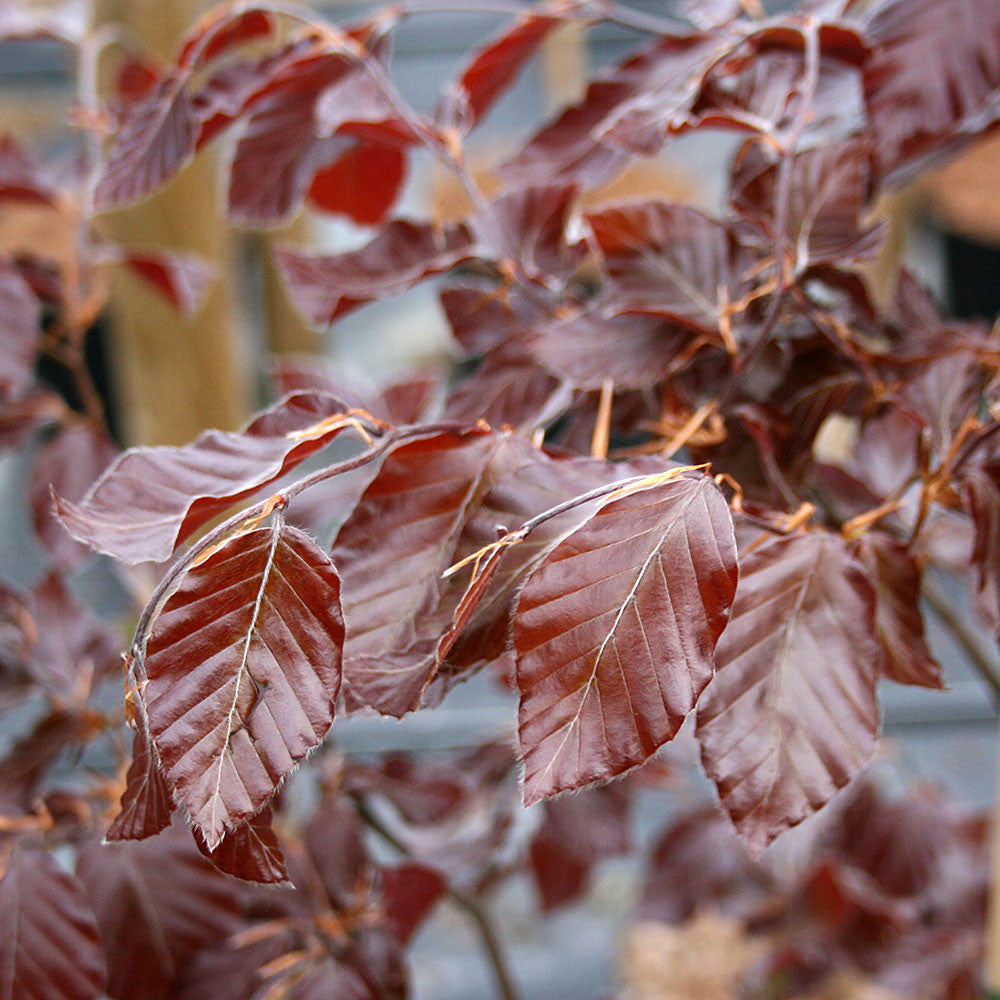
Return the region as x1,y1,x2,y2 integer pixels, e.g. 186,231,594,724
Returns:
92,0,253,445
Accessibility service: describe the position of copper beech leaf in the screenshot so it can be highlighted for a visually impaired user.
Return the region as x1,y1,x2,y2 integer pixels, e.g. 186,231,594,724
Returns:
0,845,106,1000
856,532,943,689
697,532,881,856
107,731,175,843
587,201,752,335
276,220,475,328
76,825,243,1000
143,523,344,850
514,475,738,804
451,12,559,126
93,9,278,208
54,391,349,564
194,806,288,884
332,428,500,716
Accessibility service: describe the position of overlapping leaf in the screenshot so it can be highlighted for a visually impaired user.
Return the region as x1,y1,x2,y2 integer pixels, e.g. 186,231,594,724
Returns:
515,475,738,803
225,47,355,227
332,429,501,715
143,523,344,849
442,444,656,683
697,531,881,855
106,731,175,842
856,532,943,689
863,0,1000,183
501,29,739,186
54,391,350,564
93,9,279,208
76,825,243,1000
277,221,475,328
0,845,106,1000
589,200,754,336
731,139,884,273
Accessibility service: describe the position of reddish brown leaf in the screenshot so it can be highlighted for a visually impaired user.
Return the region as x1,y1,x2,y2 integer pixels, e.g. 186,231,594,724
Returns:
0,262,40,402
333,429,500,716
143,523,344,849
639,805,773,923
588,201,754,333
443,353,571,430
864,0,1000,183
194,806,287,884
692,37,867,148
530,783,631,911
515,475,738,803
502,30,737,186
106,731,175,842
54,391,350,564
304,796,373,912
452,12,559,126
697,531,881,855
277,220,475,328
380,864,445,944
94,73,199,211
308,140,407,226
29,423,118,568
226,47,354,227
119,249,215,316
94,9,281,209
0,845,106,1000
76,824,243,1000
856,532,943,689
528,308,685,390
732,140,884,274
443,443,634,683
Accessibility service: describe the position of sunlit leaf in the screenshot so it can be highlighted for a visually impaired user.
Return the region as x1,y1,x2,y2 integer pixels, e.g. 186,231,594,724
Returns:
54,391,350,564
143,524,344,848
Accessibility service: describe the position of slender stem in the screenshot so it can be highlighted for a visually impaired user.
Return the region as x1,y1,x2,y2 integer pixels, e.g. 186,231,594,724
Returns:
922,576,1000,703
353,797,523,1000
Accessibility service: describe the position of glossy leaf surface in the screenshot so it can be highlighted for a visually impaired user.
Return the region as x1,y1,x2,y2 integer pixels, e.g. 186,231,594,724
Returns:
54,391,349,564
515,475,738,803
144,523,344,848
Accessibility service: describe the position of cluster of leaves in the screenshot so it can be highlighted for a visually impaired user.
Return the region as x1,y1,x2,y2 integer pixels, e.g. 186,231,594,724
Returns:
2,0,1000,996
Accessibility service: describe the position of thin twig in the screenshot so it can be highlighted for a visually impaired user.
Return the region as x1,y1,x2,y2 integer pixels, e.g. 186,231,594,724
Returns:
353,797,523,1000
922,576,1000,704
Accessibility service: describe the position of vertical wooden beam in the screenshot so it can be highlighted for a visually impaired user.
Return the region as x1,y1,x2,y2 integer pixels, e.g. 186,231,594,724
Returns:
92,0,253,445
